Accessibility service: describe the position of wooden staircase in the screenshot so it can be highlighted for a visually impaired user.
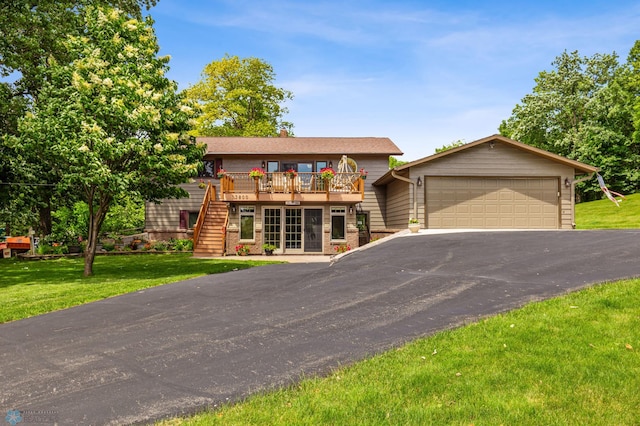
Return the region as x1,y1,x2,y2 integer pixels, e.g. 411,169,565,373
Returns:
193,183,228,257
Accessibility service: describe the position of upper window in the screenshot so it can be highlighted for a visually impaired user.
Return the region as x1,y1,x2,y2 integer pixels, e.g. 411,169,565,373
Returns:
200,160,215,177
266,161,279,173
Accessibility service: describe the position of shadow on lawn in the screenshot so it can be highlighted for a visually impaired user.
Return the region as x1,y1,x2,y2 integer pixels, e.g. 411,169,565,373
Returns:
0,254,267,288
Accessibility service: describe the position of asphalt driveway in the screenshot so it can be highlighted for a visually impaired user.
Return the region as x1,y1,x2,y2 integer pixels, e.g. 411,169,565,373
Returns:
1,230,640,425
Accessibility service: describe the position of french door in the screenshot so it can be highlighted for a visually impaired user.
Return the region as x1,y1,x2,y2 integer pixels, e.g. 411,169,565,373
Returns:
263,207,323,253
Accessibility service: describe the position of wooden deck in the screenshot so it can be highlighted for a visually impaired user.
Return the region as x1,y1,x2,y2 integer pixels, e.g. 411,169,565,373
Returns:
219,172,365,203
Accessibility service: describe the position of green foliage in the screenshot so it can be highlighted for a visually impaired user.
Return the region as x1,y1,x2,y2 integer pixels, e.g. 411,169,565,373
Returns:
435,139,465,153
389,156,407,169
185,54,294,137
16,6,205,275
575,192,640,229
160,278,640,425
0,1,160,235
500,49,640,201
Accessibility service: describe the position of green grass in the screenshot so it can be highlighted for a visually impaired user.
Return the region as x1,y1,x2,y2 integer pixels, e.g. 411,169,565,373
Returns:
575,192,640,229
0,253,278,324
160,278,640,425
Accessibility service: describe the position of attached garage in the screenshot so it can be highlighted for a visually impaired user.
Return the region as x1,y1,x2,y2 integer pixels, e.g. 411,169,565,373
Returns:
426,177,559,229
375,135,599,231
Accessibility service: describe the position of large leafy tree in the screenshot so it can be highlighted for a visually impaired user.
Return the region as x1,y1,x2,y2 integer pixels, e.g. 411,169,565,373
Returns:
185,54,294,137
17,6,204,275
500,50,639,200
0,0,158,235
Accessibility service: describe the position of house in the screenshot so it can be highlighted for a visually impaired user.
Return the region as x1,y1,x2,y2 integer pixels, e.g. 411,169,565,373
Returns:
145,134,599,255
374,134,598,230
145,133,403,255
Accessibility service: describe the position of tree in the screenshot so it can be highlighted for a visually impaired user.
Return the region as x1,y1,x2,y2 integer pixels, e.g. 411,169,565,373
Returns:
389,156,408,169
17,6,204,276
500,50,639,200
435,139,465,153
185,54,294,136
0,0,159,235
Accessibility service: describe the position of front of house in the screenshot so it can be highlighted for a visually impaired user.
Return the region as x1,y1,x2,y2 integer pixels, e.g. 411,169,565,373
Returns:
145,134,403,256
145,133,599,256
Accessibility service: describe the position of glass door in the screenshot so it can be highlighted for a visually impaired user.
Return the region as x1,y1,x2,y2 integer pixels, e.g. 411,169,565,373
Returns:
304,209,323,252
263,208,282,252
285,208,302,251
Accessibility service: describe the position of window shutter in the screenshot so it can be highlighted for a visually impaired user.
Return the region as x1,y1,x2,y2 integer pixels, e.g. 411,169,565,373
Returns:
179,210,188,229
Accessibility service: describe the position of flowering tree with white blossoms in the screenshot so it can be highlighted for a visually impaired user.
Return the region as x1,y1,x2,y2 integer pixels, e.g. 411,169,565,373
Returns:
18,6,205,276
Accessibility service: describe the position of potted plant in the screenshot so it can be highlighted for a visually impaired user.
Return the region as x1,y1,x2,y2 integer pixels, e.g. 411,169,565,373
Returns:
320,167,336,180
408,218,420,233
284,169,297,179
198,179,206,189
235,244,250,256
262,243,276,255
217,168,226,179
359,168,368,180
248,167,265,179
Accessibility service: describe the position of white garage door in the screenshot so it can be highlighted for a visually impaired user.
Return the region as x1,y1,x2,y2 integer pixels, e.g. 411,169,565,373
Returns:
426,177,559,229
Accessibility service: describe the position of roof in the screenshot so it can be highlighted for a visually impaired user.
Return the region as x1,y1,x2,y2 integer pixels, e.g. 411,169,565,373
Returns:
374,134,599,185
199,136,403,156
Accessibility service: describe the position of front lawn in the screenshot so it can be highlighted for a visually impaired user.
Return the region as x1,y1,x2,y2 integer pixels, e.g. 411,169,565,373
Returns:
0,253,277,324
575,193,640,229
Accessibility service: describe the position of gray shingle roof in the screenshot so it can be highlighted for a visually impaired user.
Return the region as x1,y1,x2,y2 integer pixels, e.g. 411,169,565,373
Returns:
199,136,403,155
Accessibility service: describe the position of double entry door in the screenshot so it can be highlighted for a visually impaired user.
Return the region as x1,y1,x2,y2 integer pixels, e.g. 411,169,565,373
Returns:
263,207,323,253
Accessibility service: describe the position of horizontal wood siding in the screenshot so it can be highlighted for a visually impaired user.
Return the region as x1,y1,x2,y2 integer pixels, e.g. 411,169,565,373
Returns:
145,183,204,230
385,179,410,228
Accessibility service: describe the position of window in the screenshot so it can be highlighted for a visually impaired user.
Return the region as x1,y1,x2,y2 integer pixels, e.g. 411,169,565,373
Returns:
330,206,346,240
239,206,255,241
316,161,327,171
200,158,223,178
200,160,215,177
180,210,200,229
266,161,279,172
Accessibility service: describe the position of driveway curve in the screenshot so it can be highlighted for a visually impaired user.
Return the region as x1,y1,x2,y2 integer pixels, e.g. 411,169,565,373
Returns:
1,230,640,424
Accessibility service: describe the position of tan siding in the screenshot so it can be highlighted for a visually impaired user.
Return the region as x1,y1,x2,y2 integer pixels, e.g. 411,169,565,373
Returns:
385,179,410,228
409,142,576,229
145,183,204,230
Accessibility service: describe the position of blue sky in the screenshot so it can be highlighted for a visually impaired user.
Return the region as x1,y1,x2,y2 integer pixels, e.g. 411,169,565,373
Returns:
149,0,640,161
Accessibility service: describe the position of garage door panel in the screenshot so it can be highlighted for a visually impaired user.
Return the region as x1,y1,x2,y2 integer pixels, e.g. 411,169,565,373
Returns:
427,177,559,229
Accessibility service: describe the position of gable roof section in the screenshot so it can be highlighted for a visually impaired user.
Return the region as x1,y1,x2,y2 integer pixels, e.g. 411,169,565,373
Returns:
199,136,403,156
374,134,599,185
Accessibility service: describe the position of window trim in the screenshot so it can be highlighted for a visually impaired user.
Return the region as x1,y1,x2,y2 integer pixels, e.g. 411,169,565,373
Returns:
239,205,256,242
330,206,347,241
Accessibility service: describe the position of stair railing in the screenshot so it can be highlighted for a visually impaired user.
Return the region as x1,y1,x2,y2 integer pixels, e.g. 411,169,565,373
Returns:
193,181,216,249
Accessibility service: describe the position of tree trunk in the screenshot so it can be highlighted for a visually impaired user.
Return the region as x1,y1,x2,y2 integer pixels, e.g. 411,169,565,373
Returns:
83,192,110,277
38,195,52,236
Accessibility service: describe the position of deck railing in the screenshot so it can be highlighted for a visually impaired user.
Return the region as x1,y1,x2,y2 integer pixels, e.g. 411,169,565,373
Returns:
220,172,364,195
193,181,216,248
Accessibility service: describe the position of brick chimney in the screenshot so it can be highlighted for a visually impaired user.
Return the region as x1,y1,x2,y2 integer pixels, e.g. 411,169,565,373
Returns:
279,128,288,137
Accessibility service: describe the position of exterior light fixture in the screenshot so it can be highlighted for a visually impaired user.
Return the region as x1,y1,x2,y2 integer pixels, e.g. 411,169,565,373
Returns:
489,141,495,149
231,204,236,214
349,205,354,215
565,178,571,188
261,161,266,169
417,176,422,187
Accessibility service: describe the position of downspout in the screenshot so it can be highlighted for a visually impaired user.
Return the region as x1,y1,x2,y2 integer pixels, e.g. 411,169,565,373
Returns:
569,172,596,229
391,170,419,221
